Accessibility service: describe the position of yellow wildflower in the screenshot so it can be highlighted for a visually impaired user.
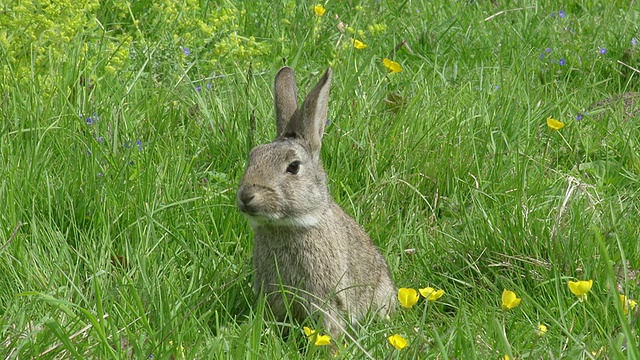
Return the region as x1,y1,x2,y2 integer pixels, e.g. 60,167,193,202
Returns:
536,324,548,337
383,58,402,73
620,294,638,315
398,287,419,309
351,38,368,49
303,326,331,346
419,287,445,301
546,117,565,130
568,280,592,302
387,334,408,350
502,289,522,310
313,4,326,17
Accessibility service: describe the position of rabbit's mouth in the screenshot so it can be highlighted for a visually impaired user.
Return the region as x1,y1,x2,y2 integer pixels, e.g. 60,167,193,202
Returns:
240,210,320,229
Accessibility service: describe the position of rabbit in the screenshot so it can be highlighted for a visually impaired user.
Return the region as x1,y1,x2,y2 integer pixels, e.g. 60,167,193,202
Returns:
236,66,396,338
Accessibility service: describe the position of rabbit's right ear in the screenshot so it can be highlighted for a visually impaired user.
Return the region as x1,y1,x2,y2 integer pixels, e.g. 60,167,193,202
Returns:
274,67,298,136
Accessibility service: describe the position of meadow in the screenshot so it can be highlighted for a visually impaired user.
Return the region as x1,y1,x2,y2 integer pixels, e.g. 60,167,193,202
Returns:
1,0,639,358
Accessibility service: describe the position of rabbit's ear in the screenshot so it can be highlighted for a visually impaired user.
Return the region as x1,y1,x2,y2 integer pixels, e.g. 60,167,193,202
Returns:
297,68,332,153
274,67,299,136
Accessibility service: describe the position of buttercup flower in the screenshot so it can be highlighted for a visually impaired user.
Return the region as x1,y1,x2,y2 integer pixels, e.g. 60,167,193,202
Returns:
536,324,548,337
620,294,638,315
546,117,565,130
419,287,445,301
303,326,331,346
568,280,593,302
383,58,402,73
502,289,522,310
387,334,408,350
351,39,368,49
398,287,419,309
313,4,326,17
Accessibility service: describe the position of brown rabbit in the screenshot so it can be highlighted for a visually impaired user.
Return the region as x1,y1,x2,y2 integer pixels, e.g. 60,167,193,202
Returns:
237,67,396,337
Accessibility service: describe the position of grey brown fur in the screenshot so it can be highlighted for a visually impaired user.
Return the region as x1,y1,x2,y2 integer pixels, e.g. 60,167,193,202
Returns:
237,67,396,336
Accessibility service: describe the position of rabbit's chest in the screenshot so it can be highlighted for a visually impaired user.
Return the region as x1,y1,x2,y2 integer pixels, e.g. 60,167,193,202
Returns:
254,235,345,285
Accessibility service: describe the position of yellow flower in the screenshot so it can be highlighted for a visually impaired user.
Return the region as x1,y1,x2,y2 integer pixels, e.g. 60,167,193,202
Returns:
536,324,548,337
313,4,326,17
314,334,331,346
568,280,592,302
387,334,408,350
303,326,331,346
503,355,510,360
502,289,522,310
620,294,638,315
419,287,445,301
398,287,419,309
383,58,402,73
546,117,565,130
351,38,368,49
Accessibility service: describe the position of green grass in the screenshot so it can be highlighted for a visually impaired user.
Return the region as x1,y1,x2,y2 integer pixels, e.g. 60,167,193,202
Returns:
1,0,640,358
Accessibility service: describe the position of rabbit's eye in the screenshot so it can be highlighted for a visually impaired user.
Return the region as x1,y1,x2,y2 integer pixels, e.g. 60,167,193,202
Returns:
286,160,301,175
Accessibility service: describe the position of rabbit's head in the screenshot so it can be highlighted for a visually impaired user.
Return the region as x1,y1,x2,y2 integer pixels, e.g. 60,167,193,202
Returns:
237,67,333,228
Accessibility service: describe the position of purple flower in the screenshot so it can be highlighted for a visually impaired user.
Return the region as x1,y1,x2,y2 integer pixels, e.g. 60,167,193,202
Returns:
545,47,552,53
195,84,201,92
182,47,190,56
97,136,104,143
206,83,213,90
599,47,607,55
550,12,556,17
559,10,565,18
539,53,545,59
576,113,584,121
86,112,98,125
559,58,565,66
632,37,638,47
136,139,143,151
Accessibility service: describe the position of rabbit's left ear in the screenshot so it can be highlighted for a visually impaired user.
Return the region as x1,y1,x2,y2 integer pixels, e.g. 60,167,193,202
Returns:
296,68,332,154
274,67,299,137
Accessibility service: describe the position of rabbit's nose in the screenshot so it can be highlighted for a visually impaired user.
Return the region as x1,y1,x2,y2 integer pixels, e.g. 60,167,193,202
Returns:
237,189,256,212
240,193,255,205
